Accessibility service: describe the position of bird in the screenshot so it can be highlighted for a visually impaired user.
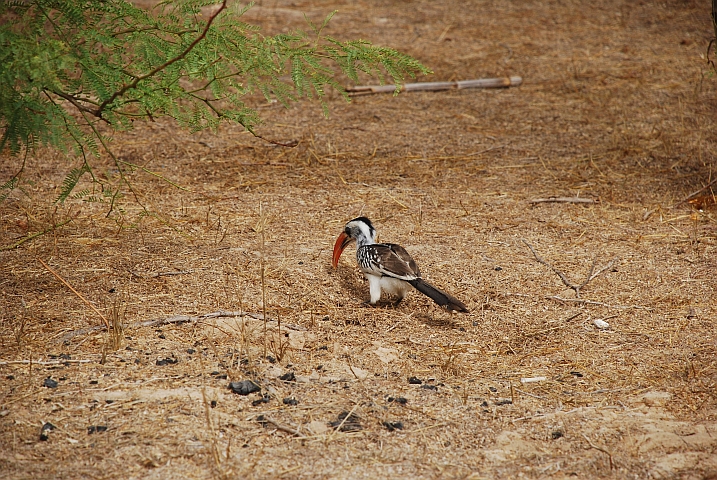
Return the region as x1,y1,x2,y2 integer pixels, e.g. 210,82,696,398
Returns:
331,217,469,312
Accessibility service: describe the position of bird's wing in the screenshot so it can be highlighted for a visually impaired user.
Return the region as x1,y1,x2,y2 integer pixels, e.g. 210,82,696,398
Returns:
361,243,421,280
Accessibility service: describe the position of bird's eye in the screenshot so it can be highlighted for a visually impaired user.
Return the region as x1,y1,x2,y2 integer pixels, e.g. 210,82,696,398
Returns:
345,227,351,235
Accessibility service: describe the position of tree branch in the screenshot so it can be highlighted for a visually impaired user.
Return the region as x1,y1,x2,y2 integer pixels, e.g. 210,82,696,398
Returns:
95,0,228,118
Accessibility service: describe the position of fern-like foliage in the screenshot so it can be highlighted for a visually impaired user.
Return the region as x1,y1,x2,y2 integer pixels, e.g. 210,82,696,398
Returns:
0,1,431,203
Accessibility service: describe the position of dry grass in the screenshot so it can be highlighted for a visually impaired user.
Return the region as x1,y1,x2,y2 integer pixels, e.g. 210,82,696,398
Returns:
1,0,717,478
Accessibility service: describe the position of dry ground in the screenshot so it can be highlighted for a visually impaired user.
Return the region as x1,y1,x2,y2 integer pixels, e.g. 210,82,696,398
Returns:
1,0,717,478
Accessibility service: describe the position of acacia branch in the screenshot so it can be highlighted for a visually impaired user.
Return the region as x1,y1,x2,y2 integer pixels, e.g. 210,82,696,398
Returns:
95,0,228,118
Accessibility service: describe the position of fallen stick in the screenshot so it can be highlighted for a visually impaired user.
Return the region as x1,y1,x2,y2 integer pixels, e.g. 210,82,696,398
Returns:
346,76,522,95
529,197,598,204
670,177,717,209
55,310,305,344
38,257,110,329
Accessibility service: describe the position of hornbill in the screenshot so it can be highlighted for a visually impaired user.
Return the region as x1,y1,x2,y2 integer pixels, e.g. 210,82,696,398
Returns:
331,217,469,313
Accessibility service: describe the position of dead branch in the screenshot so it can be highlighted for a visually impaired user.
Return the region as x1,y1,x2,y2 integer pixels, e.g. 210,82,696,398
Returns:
257,415,306,437
529,197,598,204
55,310,306,344
670,177,717,209
346,76,522,96
130,270,193,278
38,257,110,329
522,240,618,298
547,296,652,310
582,433,615,470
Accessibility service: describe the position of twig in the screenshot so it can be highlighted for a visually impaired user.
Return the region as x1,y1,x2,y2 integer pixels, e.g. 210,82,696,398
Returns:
258,416,305,438
37,258,109,329
130,270,193,278
547,296,652,310
522,240,579,295
55,310,304,344
522,240,618,298
0,359,92,366
346,76,522,95
670,177,717,209
513,388,548,400
581,433,614,470
529,197,598,204
1,217,74,251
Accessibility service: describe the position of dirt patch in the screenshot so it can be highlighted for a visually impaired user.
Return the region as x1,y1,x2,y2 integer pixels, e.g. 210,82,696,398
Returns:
1,0,716,478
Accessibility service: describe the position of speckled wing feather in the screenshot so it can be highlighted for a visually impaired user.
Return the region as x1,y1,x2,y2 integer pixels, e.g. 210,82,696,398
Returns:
358,243,420,280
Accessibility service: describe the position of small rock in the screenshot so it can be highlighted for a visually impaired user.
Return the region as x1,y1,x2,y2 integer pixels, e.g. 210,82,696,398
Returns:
593,318,610,330
87,425,107,434
266,355,276,364
252,395,271,407
210,400,217,408
387,397,408,405
279,372,296,382
382,421,404,432
330,411,362,432
43,378,58,389
489,386,498,392
495,399,513,406
420,384,438,391
551,430,564,440
408,376,423,385
156,357,178,366
283,397,299,406
229,380,261,395
40,422,56,441
494,266,502,271
186,349,195,354
570,371,583,377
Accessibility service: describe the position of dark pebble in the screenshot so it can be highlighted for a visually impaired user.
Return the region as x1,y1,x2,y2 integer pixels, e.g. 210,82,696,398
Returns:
43,378,58,389
108,288,116,293
283,397,299,406
59,354,71,360
552,430,564,440
40,422,56,441
495,399,513,406
158,334,166,339
252,395,271,407
105,400,114,404
489,386,498,392
228,380,261,395
421,384,437,391
408,376,423,385
383,421,404,432
279,372,296,382
87,425,108,434
480,400,489,407
6,375,14,380
315,365,323,371
210,400,217,408
329,411,362,432
318,345,328,351
266,355,276,364
570,371,583,377
156,357,178,366
321,316,330,321
187,349,195,354
387,397,408,405
494,266,502,271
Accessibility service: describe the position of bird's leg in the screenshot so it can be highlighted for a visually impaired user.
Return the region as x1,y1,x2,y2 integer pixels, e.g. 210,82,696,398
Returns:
367,275,382,304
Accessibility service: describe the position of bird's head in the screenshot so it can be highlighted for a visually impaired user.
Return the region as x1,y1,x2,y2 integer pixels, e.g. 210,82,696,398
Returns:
331,217,376,268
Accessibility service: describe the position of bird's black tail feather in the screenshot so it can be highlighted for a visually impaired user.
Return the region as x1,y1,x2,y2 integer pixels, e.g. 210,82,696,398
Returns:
408,279,469,313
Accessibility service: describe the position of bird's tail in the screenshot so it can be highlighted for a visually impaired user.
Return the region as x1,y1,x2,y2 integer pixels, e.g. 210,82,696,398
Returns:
408,279,469,313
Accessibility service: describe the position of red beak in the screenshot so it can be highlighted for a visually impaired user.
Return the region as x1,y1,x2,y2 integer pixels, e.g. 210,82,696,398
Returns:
332,232,352,268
